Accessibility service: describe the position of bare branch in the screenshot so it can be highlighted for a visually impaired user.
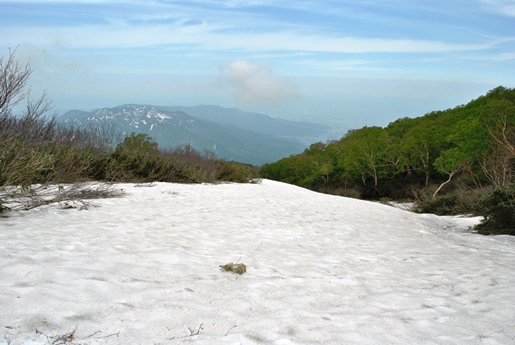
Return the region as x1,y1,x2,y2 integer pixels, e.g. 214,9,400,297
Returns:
0,47,31,116
433,168,460,199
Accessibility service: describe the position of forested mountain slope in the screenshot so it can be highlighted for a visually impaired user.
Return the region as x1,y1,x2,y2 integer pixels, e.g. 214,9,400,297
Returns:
260,86,515,222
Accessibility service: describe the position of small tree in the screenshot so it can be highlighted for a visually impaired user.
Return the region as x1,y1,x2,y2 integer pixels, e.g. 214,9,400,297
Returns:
108,133,159,181
0,47,31,116
1,48,55,187
116,132,158,154
480,99,515,187
432,149,462,199
0,48,52,121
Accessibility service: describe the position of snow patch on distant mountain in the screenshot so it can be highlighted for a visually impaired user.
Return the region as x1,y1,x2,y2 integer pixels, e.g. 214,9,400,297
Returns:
58,104,311,165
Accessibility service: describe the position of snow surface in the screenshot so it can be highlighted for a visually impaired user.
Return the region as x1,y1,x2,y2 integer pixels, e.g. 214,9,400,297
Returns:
1,180,514,344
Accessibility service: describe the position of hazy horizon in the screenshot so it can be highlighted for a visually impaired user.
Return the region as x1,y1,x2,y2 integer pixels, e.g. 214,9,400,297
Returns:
1,1,514,129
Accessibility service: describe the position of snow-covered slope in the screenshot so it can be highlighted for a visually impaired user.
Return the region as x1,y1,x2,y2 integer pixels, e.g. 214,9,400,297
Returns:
1,180,514,344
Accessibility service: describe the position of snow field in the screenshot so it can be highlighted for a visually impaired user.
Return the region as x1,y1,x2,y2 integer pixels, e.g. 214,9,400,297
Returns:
1,180,514,344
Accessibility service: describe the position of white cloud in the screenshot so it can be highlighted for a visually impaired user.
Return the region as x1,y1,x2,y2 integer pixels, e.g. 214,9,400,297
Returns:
479,0,515,17
220,60,300,104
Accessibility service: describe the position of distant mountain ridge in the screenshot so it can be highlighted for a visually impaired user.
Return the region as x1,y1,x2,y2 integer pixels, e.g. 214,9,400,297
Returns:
58,104,331,165
161,105,330,140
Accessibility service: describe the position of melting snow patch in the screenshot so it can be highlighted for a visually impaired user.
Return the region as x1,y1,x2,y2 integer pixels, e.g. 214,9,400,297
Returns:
0,180,514,344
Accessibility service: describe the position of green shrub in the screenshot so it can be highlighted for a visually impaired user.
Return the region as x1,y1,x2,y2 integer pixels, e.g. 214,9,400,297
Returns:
379,197,391,205
414,190,481,216
215,161,257,183
475,184,515,235
414,194,460,215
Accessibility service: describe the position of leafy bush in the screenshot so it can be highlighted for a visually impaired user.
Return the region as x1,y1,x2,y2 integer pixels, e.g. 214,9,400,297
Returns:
215,161,257,183
414,194,461,215
414,190,481,216
79,134,258,184
475,184,515,235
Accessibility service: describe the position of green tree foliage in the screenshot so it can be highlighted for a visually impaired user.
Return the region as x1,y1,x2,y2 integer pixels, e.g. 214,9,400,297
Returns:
397,119,442,187
337,126,394,187
260,86,515,229
116,133,158,153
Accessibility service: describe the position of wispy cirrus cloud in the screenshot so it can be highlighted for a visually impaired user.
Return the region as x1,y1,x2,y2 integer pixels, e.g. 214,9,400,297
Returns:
0,21,497,54
0,0,507,56
479,0,515,17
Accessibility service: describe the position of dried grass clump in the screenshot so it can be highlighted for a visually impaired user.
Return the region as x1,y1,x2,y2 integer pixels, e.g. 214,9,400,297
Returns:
219,262,247,274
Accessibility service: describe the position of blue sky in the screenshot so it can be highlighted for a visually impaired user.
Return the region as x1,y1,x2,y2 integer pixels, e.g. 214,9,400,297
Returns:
1,0,514,130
